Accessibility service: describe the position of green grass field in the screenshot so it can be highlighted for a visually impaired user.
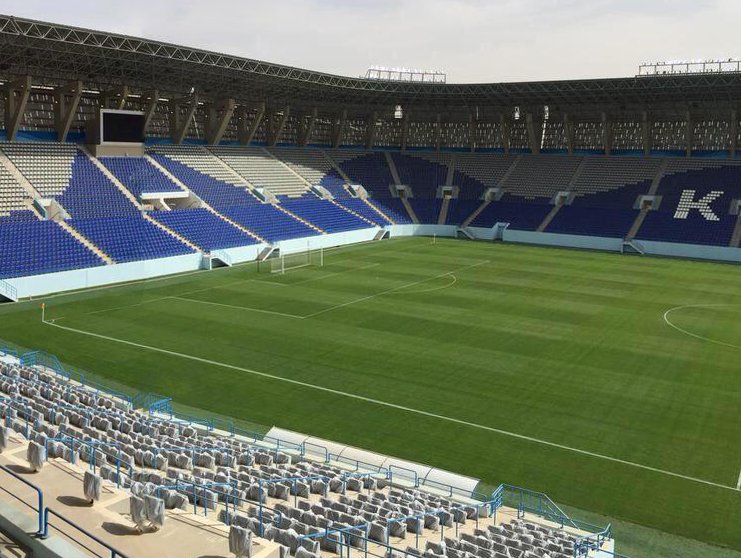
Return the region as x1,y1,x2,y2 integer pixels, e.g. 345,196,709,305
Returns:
0,237,739,556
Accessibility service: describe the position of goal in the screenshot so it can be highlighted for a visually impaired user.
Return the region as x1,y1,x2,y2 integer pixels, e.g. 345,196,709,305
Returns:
265,248,324,274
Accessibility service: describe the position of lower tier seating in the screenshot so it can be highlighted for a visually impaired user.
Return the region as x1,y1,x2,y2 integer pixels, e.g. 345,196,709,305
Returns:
220,205,320,243
70,216,194,262
151,208,259,251
280,196,371,233
470,201,552,230
0,220,104,279
335,198,391,226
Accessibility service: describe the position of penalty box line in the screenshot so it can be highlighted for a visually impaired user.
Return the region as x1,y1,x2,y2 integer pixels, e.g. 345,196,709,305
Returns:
42,317,739,493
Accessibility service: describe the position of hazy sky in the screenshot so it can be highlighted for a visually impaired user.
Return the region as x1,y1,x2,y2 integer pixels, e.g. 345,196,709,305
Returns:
2,0,738,83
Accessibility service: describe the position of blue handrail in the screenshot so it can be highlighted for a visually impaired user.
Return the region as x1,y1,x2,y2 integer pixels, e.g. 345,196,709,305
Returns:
0,463,44,535
42,507,130,557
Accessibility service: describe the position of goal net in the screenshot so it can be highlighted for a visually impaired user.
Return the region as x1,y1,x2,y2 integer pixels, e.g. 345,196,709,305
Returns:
266,248,324,274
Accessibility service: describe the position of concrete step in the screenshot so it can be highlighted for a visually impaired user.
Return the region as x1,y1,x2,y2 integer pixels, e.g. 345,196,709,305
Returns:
330,199,377,226
57,220,114,264
461,199,491,227
625,208,649,241
142,213,202,253
363,199,395,225
437,197,450,225
273,203,326,234
536,204,562,232
400,197,419,224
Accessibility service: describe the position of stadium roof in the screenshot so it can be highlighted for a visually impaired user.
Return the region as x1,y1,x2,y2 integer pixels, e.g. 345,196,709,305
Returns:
1,14,741,114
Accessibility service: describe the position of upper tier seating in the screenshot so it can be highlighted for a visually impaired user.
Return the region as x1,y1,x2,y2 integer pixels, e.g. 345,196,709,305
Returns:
151,208,259,251
0,220,104,278
0,164,32,219
148,145,245,185
211,147,309,197
70,216,194,262
329,151,394,198
101,157,183,197
571,156,662,196
453,154,518,195
636,165,741,246
501,155,582,200
0,142,77,198
269,147,349,198
391,153,449,198
280,195,371,233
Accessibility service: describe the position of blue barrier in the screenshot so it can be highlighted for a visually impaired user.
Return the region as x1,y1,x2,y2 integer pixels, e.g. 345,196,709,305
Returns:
0,463,44,535
42,507,130,557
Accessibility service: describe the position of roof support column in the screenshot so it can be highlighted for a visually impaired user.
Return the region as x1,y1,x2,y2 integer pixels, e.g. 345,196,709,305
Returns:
500,115,510,154
365,112,377,149
54,80,82,142
205,98,235,145
299,108,318,147
434,113,442,152
169,94,198,145
641,111,651,156
601,112,613,155
3,75,31,142
685,110,693,158
268,106,289,147
331,109,346,148
563,113,575,155
730,110,738,158
100,85,129,110
526,113,540,154
142,90,159,135
469,114,476,152
400,113,410,151
237,103,265,146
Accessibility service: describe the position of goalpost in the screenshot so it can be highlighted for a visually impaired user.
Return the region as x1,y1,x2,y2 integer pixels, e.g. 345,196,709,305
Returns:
267,247,324,275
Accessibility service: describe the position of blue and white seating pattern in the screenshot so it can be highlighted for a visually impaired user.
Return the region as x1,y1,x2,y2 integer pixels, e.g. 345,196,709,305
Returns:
101,157,183,197
152,208,259,251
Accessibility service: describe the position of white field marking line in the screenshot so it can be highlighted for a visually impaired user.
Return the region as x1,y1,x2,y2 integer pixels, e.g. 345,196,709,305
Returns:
303,260,489,319
388,273,457,295
170,296,306,319
663,304,741,351
41,316,739,493
291,262,381,285
85,296,174,316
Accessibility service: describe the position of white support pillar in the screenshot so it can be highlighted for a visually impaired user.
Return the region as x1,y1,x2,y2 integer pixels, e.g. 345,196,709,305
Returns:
268,106,290,147
206,98,235,145
3,75,31,142
100,85,129,110
54,80,83,142
601,112,613,155
237,102,265,146
331,109,346,148
169,94,198,145
142,89,159,135
300,108,318,147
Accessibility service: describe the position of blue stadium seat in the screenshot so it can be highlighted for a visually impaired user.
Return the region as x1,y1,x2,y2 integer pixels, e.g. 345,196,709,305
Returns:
152,208,259,251
101,157,183,197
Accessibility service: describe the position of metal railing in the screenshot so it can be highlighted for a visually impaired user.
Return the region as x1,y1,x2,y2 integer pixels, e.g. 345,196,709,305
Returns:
42,507,130,558
0,463,44,535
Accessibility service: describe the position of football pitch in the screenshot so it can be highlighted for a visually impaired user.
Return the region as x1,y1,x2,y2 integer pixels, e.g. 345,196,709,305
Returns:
0,237,739,555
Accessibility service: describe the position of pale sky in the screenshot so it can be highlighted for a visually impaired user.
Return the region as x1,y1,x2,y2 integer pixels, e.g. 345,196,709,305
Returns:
2,0,738,83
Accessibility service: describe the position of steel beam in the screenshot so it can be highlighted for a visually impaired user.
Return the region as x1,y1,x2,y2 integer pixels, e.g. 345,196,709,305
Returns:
434,114,442,152
500,115,511,154
3,75,31,142
205,98,235,145
54,80,82,142
400,113,410,151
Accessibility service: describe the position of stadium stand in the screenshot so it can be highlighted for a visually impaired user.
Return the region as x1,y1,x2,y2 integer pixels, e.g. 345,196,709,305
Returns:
279,194,373,233
0,220,104,278
0,354,600,558
151,208,260,251
100,157,184,197
0,164,34,220
211,147,310,197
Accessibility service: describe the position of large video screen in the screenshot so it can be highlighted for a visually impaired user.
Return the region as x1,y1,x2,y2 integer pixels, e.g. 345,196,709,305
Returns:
102,111,145,143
